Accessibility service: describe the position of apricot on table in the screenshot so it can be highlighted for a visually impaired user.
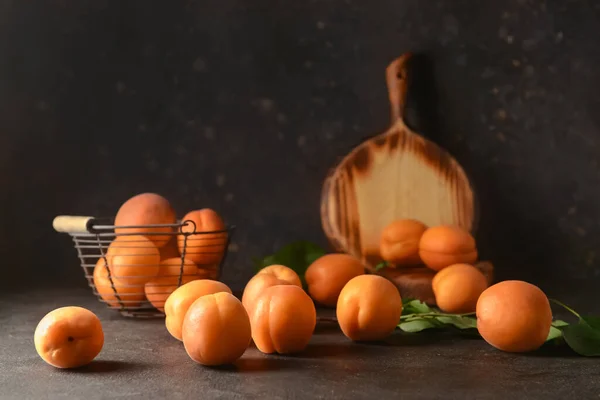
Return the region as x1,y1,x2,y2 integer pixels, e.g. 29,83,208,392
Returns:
241,264,301,312
164,279,232,340
178,209,227,267
182,292,251,366
432,263,488,313
34,306,104,369
251,285,316,354
304,254,364,307
105,235,160,285
93,258,146,308
337,274,402,341
145,257,199,312
115,193,176,248
380,219,428,266
419,225,478,271
476,280,552,353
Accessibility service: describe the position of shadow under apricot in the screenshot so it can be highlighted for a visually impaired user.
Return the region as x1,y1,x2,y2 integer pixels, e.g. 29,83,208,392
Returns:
205,356,297,373
60,360,139,374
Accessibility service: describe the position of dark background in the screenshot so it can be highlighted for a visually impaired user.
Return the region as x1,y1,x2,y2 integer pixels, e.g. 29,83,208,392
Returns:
1,0,599,295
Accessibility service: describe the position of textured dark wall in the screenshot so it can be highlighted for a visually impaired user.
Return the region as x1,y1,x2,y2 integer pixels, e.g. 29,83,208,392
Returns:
1,0,599,292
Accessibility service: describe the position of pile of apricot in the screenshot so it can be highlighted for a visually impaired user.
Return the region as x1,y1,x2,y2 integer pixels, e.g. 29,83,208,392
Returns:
92,192,228,311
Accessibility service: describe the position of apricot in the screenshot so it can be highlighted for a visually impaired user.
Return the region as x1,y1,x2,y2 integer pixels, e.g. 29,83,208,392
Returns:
432,263,488,313
178,209,227,266
305,254,364,307
251,285,316,354
419,225,478,271
105,235,160,285
115,193,176,247
164,279,232,340
144,258,199,312
476,280,552,353
241,265,301,312
34,307,104,368
337,275,402,341
93,258,146,308
182,292,251,365
159,236,181,260
380,219,427,266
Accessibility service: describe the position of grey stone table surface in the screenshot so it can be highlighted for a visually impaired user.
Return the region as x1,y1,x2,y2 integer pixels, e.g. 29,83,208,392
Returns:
1,289,598,400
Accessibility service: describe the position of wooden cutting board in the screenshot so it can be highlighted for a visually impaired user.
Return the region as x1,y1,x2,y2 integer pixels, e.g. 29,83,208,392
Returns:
320,53,488,302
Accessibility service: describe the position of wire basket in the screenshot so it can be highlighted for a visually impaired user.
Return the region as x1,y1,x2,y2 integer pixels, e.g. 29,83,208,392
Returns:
53,215,234,318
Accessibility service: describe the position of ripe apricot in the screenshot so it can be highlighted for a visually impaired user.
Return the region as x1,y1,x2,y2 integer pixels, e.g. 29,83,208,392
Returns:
476,280,552,353
419,225,478,271
93,258,146,308
145,258,199,312
182,292,251,365
115,193,176,247
159,236,181,260
105,235,160,285
337,275,402,341
178,209,227,267
380,219,427,266
305,254,364,307
34,307,104,368
241,265,301,313
164,279,232,340
432,263,488,313
251,285,316,354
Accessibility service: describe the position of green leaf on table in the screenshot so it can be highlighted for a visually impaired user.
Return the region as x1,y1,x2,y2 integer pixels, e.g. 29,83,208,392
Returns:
546,326,564,342
436,316,477,330
253,241,326,286
562,317,600,356
402,299,433,315
399,319,438,333
552,319,569,328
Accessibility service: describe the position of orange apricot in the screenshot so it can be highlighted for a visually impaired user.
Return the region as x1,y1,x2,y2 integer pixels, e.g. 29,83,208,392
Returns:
105,235,160,285
178,209,227,267
34,307,104,368
182,292,251,365
380,219,428,266
305,254,364,307
144,258,199,312
114,193,176,247
476,280,552,353
419,225,478,271
336,275,402,341
251,285,316,354
164,279,232,340
93,258,146,308
241,265,301,313
432,263,488,313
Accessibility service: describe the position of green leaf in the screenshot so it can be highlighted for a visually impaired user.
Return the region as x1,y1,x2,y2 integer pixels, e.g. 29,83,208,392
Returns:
253,241,326,287
551,319,569,328
562,318,600,356
375,261,389,271
546,326,563,342
402,299,433,315
436,316,477,330
399,319,437,333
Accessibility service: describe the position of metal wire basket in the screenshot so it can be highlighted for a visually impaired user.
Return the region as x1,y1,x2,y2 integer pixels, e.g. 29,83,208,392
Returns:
53,215,234,318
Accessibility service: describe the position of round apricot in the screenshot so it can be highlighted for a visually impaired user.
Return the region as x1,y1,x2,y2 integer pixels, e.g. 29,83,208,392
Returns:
380,219,427,266
476,280,552,353
178,209,226,266
106,235,160,285
251,285,316,354
34,307,104,369
164,279,232,340
182,292,251,366
115,193,176,247
419,225,478,271
337,275,402,341
145,258,199,312
93,258,146,308
432,263,488,313
241,265,301,313
305,254,364,307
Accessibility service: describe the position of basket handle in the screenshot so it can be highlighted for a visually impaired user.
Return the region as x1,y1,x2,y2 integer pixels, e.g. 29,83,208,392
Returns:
53,215,94,233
